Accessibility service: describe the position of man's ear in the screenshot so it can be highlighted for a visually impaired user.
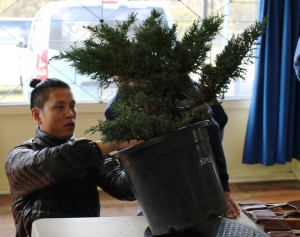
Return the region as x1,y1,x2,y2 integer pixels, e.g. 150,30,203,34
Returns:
31,108,42,124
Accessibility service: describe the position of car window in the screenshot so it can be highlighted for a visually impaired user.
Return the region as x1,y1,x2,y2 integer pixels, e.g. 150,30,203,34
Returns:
0,19,32,45
30,5,170,52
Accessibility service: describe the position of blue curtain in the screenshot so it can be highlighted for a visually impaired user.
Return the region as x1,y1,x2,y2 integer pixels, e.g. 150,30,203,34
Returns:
242,0,300,165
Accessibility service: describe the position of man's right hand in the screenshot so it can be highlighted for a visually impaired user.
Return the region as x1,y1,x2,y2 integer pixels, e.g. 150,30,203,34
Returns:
95,139,142,156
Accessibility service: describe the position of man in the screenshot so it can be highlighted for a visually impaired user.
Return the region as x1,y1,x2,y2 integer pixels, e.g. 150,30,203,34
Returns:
5,78,139,237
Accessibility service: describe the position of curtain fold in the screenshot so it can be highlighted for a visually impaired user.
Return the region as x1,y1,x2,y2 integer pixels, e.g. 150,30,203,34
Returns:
242,0,300,165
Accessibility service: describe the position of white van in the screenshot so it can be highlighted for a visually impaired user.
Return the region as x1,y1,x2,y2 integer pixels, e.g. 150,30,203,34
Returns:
22,0,173,102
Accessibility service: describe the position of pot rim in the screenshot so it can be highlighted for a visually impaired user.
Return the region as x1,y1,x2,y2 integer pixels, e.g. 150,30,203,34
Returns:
114,120,210,157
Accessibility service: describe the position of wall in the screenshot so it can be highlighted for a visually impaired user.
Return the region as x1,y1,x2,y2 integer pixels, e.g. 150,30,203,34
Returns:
222,100,298,183
0,101,299,194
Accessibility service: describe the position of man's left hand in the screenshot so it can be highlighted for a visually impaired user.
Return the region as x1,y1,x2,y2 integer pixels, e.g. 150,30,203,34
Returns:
224,191,240,219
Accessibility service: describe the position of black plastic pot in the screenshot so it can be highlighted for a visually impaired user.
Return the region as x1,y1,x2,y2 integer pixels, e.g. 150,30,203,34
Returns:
115,120,227,236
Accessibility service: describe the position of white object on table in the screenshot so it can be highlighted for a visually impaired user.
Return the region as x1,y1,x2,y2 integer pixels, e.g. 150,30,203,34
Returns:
32,216,148,237
32,212,262,237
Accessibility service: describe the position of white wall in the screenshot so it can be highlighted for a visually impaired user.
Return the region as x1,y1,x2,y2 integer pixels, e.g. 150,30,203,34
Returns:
222,100,298,183
1,101,299,194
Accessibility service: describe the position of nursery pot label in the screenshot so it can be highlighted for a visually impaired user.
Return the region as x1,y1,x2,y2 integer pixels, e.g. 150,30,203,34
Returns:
198,155,213,167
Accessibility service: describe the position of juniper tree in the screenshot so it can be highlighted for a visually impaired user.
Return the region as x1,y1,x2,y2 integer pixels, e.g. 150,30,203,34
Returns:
54,10,267,142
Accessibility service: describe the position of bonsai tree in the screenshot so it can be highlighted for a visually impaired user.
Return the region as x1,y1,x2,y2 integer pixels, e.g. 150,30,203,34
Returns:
54,10,267,142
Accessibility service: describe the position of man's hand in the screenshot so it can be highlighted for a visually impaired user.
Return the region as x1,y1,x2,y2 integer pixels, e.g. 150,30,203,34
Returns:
119,139,142,150
95,139,142,156
224,191,240,219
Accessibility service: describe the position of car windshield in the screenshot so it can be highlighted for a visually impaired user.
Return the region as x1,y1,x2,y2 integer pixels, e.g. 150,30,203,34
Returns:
29,5,169,52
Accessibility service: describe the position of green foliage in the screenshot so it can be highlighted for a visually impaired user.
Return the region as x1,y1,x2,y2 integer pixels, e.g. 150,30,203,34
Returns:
197,19,267,102
55,10,267,142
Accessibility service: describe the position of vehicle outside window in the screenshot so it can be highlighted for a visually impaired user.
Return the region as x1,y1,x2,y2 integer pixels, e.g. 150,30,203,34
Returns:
22,0,173,103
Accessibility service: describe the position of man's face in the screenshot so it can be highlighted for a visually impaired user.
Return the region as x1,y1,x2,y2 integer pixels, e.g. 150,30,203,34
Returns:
32,88,77,139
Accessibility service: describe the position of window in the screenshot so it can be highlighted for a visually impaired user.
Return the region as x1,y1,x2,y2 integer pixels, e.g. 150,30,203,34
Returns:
206,0,260,99
0,0,259,103
0,17,32,102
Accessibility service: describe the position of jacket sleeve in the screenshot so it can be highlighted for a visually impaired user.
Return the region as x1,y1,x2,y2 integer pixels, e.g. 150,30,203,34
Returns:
5,139,102,197
95,155,136,201
295,37,300,81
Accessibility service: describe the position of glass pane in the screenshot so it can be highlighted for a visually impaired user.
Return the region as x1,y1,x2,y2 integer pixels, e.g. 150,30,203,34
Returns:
0,0,260,103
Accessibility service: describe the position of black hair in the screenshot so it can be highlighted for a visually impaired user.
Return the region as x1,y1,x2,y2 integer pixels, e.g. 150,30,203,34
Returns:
30,78,70,109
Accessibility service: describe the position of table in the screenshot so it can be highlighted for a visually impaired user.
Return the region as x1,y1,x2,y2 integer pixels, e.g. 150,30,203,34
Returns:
31,212,265,237
32,216,147,237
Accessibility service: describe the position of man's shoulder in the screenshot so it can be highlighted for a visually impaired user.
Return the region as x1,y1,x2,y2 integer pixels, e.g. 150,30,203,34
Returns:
10,138,35,152
20,138,35,147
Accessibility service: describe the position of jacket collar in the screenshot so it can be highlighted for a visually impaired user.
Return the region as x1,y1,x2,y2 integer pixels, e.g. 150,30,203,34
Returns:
34,127,75,147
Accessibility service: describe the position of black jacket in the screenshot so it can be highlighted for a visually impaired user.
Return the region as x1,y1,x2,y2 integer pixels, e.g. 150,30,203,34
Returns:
5,128,135,237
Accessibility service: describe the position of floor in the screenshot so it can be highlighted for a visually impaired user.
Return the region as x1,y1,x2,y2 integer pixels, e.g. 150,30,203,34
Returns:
1,180,300,237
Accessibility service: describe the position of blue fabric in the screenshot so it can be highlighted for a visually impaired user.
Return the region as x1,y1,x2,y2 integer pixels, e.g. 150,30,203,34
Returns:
242,0,300,165
295,37,300,81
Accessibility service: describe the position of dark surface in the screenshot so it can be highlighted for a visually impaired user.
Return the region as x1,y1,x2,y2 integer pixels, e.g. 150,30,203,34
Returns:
144,217,270,237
